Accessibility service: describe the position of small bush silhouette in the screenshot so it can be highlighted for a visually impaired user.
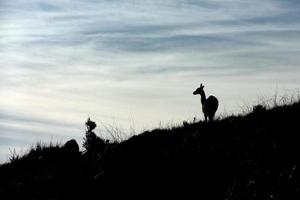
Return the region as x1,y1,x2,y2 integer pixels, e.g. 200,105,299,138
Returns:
83,118,106,156
63,139,79,153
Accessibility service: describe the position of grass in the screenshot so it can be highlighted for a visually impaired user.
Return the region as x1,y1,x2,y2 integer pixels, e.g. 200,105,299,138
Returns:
0,100,300,199
8,141,61,163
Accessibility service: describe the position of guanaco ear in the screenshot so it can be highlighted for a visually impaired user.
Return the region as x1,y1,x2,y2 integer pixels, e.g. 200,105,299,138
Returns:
200,84,204,89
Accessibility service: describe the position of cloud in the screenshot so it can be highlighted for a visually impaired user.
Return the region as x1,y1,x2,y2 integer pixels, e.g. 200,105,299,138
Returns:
1,0,300,162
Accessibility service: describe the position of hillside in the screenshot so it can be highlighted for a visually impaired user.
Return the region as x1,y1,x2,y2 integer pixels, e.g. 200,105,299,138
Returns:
0,102,299,199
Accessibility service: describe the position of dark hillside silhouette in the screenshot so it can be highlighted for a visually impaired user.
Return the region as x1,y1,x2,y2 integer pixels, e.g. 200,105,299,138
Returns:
0,101,299,199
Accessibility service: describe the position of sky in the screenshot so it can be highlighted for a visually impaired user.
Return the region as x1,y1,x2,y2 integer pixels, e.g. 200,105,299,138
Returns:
1,0,300,163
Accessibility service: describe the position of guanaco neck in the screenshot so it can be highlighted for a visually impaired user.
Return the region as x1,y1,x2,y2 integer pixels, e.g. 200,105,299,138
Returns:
200,91,206,105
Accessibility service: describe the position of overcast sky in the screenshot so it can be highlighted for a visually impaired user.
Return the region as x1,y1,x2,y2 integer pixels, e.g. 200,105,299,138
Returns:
1,0,300,163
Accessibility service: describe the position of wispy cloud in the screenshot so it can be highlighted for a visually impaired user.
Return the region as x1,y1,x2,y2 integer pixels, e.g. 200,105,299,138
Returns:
1,0,300,162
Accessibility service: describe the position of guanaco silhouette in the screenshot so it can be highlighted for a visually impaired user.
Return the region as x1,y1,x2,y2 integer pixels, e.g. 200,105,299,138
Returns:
193,84,218,122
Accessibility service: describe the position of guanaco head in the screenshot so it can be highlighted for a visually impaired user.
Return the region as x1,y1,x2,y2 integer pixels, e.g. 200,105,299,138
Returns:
193,83,205,95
